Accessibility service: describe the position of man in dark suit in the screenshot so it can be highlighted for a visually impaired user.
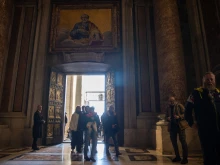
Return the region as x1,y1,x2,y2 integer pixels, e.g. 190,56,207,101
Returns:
32,105,45,150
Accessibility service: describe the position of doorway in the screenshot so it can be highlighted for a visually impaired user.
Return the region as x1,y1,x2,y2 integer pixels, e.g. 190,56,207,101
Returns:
44,63,116,145
64,74,105,142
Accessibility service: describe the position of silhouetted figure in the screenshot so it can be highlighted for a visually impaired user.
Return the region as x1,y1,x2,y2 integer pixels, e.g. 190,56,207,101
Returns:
32,105,45,150
185,72,220,165
102,105,122,157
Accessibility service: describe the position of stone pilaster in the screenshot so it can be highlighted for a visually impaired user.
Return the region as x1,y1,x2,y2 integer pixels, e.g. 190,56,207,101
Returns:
26,0,51,127
122,0,137,146
24,0,51,147
0,0,13,103
153,0,187,112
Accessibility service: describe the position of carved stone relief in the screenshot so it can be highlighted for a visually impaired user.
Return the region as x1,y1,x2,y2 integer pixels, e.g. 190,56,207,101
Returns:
54,124,60,136
50,72,56,83
57,74,63,86
48,106,55,118
56,90,62,102
49,88,55,100
47,124,53,137
106,71,115,110
55,107,61,119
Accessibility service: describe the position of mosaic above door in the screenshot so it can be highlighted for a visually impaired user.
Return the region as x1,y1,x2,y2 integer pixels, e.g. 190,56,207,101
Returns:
49,2,120,53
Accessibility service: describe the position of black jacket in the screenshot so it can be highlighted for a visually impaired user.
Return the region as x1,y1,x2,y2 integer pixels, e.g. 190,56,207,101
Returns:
185,87,220,131
32,111,44,138
102,111,119,135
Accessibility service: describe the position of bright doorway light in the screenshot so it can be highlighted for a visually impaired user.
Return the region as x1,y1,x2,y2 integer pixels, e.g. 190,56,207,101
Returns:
82,75,105,117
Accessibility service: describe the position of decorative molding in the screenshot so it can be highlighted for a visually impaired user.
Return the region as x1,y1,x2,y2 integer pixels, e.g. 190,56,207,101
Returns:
0,112,26,118
63,52,104,63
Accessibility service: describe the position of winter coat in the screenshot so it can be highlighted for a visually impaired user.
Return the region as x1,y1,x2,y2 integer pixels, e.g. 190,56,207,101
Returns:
32,111,44,138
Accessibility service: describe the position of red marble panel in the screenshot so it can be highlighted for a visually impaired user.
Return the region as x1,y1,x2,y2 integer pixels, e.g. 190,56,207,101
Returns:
13,7,34,112
153,0,187,112
0,0,13,89
200,0,220,70
0,7,22,112
136,6,151,112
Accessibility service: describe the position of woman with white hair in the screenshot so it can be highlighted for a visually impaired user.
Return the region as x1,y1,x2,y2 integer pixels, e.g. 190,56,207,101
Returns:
69,106,83,154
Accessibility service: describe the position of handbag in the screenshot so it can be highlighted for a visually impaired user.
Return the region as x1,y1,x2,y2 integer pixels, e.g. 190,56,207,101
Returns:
175,104,189,130
178,119,189,130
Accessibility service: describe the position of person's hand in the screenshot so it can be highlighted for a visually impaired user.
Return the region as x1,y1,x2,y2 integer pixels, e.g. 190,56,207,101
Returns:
42,120,46,124
192,123,198,129
174,115,180,119
167,117,171,121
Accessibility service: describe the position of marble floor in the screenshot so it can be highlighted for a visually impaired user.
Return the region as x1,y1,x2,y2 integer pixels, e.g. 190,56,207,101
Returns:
0,141,203,165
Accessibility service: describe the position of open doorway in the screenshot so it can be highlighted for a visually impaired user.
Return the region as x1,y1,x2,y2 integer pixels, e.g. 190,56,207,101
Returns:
45,64,115,145
64,75,105,142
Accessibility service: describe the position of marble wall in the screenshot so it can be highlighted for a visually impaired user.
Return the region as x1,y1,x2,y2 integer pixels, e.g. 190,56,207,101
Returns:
0,0,217,152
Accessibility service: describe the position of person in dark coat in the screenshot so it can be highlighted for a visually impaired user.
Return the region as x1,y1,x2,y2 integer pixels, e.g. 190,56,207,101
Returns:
65,112,68,126
101,111,108,143
103,105,122,157
32,105,45,150
185,72,220,165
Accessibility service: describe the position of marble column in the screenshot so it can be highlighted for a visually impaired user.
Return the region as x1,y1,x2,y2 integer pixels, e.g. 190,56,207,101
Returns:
65,76,74,119
75,75,82,107
0,0,13,102
153,0,187,112
64,76,74,138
